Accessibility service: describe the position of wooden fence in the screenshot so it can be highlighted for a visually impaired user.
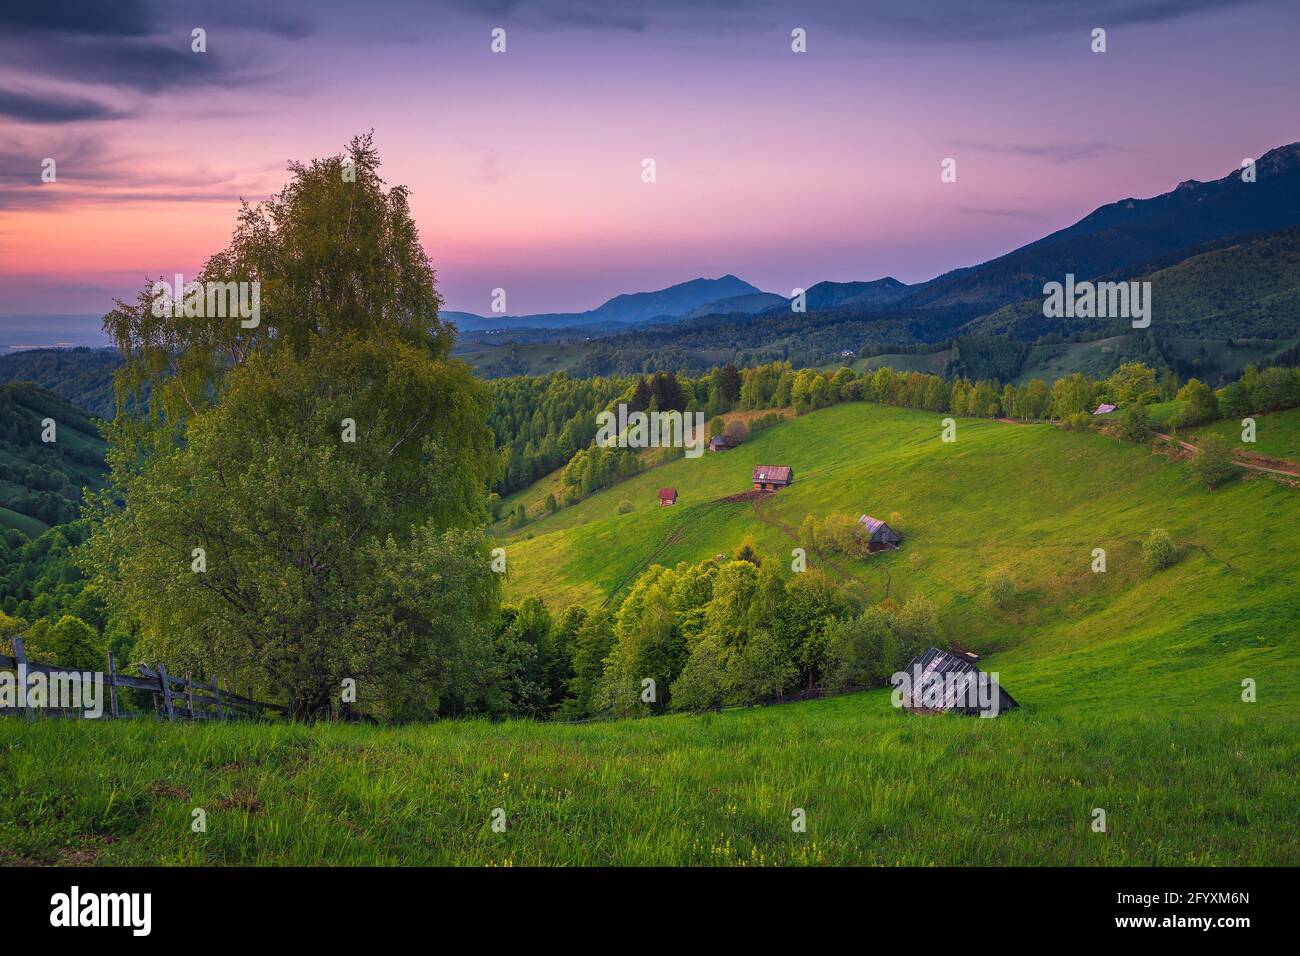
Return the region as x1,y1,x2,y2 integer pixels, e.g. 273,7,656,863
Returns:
0,636,286,721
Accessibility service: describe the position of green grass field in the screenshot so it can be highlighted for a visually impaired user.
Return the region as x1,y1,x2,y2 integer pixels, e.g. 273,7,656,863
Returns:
2,691,1295,866
1012,336,1132,385
2,400,1296,866
1191,407,1300,462
849,350,953,376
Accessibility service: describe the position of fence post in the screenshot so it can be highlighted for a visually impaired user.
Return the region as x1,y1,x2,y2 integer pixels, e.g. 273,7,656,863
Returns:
12,637,32,721
156,662,175,721
106,651,119,719
214,677,224,721
184,670,194,719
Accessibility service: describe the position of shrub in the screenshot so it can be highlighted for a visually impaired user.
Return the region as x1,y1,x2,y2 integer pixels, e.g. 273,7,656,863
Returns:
1141,529,1177,571
981,567,1014,609
544,494,558,514
1119,405,1151,443
1177,378,1219,426
617,500,634,514
1064,411,1092,431
798,514,817,550
732,535,762,565
1189,434,1237,490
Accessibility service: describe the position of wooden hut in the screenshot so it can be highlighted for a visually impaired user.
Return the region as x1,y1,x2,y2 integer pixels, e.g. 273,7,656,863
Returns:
752,465,793,491
857,514,902,551
658,487,678,506
897,647,1018,717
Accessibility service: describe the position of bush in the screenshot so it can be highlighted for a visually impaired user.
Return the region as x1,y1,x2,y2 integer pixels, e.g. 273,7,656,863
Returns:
798,514,817,550
617,500,634,514
544,494,558,514
981,567,1014,609
1177,378,1219,426
1141,529,1177,571
1189,434,1237,490
1119,405,1151,443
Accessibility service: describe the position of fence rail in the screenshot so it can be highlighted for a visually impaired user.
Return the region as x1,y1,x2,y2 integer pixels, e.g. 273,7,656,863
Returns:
0,636,285,722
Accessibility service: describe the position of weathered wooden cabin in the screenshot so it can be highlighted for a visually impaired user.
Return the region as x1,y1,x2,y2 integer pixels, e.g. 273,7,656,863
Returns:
658,487,678,506
709,435,731,453
752,465,793,491
896,647,1018,717
857,514,902,551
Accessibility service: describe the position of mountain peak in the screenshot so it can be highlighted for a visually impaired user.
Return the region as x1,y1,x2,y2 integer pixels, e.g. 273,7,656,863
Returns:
1255,142,1300,174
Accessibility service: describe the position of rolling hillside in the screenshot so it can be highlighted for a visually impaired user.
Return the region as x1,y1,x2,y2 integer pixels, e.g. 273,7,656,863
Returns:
496,402,1300,719
6,402,1297,866
0,383,108,536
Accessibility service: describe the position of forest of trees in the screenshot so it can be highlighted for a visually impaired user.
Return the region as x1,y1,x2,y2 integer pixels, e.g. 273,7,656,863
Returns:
0,384,108,529
477,540,943,720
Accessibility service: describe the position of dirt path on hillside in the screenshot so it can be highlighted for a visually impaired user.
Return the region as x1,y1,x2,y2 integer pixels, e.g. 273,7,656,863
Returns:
1153,432,1300,478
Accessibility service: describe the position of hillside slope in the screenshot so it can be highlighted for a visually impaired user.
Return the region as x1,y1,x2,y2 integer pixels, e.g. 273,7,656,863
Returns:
903,143,1300,314
4,403,1296,867
0,383,108,536
497,403,1300,718
967,226,1300,341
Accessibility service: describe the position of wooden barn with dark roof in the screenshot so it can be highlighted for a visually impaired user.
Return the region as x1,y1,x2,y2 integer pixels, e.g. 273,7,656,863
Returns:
752,465,793,491
857,514,902,551
896,647,1018,717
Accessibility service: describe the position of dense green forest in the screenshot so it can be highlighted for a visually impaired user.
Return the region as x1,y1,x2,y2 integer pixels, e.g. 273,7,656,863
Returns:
0,348,124,419
0,383,107,535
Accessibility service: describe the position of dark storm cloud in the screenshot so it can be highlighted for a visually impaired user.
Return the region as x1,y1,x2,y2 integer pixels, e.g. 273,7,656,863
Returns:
0,89,127,124
431,0,1265,40
0,0,154,37
0,36,251,93
801,0,1267,42
0,0,313,95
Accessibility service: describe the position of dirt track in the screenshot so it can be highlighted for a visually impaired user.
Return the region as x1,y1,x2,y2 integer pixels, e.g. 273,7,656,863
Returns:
1153,432,1300,479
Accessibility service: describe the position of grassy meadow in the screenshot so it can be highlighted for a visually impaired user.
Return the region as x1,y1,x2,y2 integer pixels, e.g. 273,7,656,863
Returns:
3,688,1295,866
3,399,1297,866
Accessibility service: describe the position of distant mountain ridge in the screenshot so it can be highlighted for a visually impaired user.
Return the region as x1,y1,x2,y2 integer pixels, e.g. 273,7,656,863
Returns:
895,143,1300,315
448,274,767,331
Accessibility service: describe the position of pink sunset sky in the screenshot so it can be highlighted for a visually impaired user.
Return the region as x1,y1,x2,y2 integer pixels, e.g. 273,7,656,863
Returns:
2,0,1298,320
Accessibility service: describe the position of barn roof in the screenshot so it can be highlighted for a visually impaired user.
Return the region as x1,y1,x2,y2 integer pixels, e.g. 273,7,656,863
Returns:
658,487,677,500
897,647,1018,716
1094,403,1117,415
857,514,901,542
752,465,792,482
